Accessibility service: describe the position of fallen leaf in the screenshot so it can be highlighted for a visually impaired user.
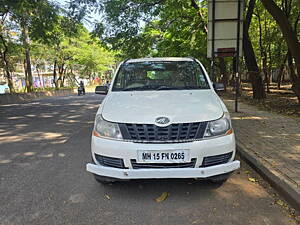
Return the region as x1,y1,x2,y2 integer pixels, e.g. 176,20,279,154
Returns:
58,153,65,157
245,170,250,174
276,199,284,206
192,219,202,224
105,194,111,200
248,177,257,183
155,192,169,202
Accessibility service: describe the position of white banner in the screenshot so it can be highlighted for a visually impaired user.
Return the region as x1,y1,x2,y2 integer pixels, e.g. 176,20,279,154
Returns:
207,0,244,58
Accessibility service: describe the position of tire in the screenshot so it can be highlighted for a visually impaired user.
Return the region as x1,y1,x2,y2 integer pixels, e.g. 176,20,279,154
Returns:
208,173,231,184
94,175,116,184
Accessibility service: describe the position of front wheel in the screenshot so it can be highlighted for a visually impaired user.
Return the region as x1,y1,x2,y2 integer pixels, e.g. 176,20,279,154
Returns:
208,173,231,184
94,175,116,184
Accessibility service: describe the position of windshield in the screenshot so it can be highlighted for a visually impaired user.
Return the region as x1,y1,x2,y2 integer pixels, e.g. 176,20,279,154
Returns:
112,61,210,91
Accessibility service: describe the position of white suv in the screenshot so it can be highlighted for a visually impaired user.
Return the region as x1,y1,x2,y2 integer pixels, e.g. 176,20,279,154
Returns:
87,57,240,184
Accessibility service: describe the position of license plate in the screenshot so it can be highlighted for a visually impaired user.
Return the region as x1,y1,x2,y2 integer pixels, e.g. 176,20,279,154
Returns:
137,150,190,163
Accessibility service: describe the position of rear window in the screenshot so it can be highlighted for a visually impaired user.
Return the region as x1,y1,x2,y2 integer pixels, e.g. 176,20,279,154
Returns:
112,61,210,91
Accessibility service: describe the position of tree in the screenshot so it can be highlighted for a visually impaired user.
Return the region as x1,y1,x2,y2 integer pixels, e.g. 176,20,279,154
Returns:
40,15,85,88
91,0,210,68
243,0,265,99
5,0,59,92
0,1,18,92
261,0,300,102
70,27,115,82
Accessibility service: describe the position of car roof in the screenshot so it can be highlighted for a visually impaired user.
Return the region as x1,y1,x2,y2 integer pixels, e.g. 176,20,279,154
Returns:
126,57,194,63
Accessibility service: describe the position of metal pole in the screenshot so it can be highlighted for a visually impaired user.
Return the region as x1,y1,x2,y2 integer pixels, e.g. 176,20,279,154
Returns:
235,0,241,113
211,0,216,82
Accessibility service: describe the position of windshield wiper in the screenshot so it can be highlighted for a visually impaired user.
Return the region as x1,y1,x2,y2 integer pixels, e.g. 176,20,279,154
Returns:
182,86,209,90
122,85,155,91
156,86,207,90
156,86,179,90
122,85,209,91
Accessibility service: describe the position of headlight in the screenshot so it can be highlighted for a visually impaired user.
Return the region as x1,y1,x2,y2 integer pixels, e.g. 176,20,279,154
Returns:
93,115,123,140
204,112,232,137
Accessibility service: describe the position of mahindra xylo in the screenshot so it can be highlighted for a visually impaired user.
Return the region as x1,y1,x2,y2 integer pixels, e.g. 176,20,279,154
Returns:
87,57,240,184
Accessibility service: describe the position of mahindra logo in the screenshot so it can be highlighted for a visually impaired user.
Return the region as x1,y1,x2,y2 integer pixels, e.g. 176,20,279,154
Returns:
155,117,170,126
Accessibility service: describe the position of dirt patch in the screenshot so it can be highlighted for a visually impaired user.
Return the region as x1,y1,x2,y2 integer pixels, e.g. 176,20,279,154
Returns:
221,83,300,119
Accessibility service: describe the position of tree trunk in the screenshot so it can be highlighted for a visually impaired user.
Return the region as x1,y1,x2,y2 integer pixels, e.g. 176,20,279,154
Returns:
243,0,265,99
21,23,33,92
23,59,28,92
62,67,67,87
257,12,270,93
277,53,288,89
262,53,270,93
53,60,58,89
288,51,300,103
261,0,300,101
0,34,15,93
277,65,284,89
58,64,65,88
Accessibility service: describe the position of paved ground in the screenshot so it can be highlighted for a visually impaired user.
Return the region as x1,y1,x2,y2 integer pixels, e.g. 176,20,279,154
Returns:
224,98,300,211
0,94,298,225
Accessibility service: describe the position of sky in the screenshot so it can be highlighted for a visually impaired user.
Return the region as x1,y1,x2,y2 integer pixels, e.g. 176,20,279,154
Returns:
50,0,100,31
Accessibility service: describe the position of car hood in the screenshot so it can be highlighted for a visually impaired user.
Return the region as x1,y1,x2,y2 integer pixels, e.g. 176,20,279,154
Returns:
101,90,224,124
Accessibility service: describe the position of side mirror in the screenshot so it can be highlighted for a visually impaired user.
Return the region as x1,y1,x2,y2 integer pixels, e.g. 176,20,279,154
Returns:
213,83,225,92
95,85,108,95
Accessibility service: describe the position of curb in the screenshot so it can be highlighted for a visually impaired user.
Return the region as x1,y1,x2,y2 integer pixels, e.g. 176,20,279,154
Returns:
0,89,74,105
236,144,300,213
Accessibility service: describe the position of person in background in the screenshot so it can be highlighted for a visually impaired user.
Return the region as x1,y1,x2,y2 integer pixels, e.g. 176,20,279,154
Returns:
105,80,110,88
80,81,85,95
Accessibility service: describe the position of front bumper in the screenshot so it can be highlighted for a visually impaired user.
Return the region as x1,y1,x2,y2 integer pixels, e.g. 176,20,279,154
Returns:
87,133,240,179
86,160,240,179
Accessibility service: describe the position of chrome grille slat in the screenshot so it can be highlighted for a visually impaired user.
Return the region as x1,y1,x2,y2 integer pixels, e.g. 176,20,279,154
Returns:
120,122,207,143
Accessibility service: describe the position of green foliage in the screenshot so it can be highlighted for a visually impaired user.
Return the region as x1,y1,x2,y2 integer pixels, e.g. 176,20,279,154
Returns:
0,0,116,92
4,0,60,44
249,1,282,67
92,0,209,67
67,27,115,79
1,0,299,95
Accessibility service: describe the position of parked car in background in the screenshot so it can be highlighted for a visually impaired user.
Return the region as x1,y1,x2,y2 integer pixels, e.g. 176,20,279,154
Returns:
0,83,10,94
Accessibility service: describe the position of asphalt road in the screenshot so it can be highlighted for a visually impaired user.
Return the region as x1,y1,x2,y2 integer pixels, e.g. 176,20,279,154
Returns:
0,94,297,225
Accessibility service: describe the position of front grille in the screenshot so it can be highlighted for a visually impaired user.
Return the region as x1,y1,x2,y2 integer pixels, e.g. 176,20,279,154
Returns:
95,154,126,169
201,152,233,167
131,158,197,169
119,122,207,143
